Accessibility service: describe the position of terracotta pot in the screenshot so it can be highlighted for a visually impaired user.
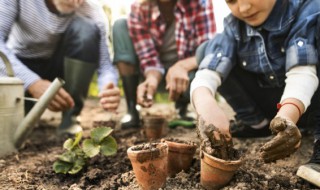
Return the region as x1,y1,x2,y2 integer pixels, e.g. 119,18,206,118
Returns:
200,150,242,190
127,143,168,190
142,115,167,140
161,139,197,177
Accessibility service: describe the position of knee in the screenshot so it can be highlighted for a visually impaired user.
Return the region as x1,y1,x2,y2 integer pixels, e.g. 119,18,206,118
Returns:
65,17,100,52
113,18,129,40
63,17,101,62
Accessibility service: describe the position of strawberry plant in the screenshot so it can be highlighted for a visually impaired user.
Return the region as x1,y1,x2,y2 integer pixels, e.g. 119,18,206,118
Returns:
53,127,117,174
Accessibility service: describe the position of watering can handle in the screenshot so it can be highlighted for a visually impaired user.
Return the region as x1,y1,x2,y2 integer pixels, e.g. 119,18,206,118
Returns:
0,51,14,77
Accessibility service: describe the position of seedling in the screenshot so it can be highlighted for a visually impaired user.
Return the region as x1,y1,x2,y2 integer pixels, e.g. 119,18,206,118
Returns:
53,127,117,174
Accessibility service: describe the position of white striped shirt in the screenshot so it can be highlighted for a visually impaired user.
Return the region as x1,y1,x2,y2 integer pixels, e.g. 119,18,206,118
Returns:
0,0,118,91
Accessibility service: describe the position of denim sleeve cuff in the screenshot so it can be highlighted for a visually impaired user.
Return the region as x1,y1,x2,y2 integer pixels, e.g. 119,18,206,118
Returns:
286,41,318,71
199,53,233,80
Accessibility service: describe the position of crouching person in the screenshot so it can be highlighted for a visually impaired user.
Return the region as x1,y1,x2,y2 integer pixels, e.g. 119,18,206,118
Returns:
0,0,119,135
191,0,320,174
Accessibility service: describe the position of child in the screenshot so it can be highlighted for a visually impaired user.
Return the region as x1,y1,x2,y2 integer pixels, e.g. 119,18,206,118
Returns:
191,0,320,172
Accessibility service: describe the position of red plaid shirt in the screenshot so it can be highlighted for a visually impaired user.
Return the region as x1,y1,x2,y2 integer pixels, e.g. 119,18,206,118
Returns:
128,0,216,73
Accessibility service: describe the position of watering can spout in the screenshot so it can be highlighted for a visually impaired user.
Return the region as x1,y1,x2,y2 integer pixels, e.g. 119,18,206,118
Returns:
13,78,64,148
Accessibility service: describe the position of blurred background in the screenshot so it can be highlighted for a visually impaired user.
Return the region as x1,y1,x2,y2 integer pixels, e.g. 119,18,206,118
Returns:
89,0,230,97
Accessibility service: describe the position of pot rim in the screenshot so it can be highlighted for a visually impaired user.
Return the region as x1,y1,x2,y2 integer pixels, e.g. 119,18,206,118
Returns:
201,150,242,165
127,142,168,158
161,139,197,153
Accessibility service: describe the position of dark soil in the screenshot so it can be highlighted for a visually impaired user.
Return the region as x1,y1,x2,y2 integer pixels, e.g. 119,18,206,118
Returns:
0,98,319,190
130,143,159,151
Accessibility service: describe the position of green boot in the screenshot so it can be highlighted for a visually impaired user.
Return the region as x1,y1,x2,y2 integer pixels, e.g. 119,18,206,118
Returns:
57,57,97,136
121,74,141,129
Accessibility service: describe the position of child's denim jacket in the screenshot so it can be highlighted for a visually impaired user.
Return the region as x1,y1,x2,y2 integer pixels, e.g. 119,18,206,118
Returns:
200,0,320,88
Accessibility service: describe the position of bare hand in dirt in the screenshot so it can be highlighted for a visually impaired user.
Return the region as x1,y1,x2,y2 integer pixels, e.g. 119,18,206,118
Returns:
28,79,74,112
137,71,162,107
99,82,120,112
137,80,156,108
260,117,301,163
166,63,189,101
197,117,233,160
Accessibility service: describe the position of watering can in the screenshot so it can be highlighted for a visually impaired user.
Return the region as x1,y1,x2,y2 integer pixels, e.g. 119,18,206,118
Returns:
0,51,64,157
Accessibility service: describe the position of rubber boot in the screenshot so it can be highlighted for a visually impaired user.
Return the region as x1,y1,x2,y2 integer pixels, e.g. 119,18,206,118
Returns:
121,74,140,129
57,57,97,135
175,99,194,121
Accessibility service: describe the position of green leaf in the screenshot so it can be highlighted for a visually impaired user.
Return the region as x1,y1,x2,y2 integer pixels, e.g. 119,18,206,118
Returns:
53,160,73,174
63,139,74,151
68,157,86,174
58,151,76,163
100,136,117,156
82,139,100,158
91,127,113,143
63,132,82,150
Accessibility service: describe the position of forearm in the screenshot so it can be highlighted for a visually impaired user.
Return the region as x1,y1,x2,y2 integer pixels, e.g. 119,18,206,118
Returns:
145,69,163,86
175,56,198,72
192,87,229,132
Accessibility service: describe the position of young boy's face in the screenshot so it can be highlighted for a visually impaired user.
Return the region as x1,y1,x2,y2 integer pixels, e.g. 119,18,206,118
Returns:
226,0,276,27
52,0,84,14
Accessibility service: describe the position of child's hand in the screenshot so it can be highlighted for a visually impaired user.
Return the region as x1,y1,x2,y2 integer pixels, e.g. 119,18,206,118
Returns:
260,117,301,162
197,117,232,159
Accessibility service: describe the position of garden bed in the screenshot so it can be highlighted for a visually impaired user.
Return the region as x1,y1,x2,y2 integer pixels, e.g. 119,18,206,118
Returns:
0,98,317,189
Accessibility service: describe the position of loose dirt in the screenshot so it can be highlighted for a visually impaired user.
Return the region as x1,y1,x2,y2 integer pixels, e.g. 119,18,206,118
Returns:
0,98,318,190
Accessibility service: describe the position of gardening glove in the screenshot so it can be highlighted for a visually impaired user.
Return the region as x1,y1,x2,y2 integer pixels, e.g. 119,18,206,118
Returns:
260,117,301,163
197,117,232,160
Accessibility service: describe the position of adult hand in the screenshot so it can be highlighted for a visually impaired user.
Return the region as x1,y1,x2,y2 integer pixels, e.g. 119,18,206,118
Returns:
28,79,74,112
260,117,301,163
166,63,189,101
99,83,121,112
137,71,162,108
137,79,157,108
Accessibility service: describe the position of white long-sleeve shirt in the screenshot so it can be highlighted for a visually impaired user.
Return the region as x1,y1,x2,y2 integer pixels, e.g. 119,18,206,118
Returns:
0,0,118,91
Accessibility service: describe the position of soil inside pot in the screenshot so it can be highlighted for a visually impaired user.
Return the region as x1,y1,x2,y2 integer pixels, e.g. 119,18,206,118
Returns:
130,143,167,163
131,143,159,151
206,133,242,161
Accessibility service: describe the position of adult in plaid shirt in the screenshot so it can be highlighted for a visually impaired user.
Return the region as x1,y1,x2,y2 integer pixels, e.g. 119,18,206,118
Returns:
109,0,216,129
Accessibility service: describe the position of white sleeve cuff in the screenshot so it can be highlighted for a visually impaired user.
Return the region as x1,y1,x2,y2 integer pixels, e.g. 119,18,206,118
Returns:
190,69,221,108
280,65,319,112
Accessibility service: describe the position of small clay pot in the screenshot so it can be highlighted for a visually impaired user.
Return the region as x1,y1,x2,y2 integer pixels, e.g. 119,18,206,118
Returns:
142,115,167,140
127,143,168,190
200,150,242,190
161,138,197,177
